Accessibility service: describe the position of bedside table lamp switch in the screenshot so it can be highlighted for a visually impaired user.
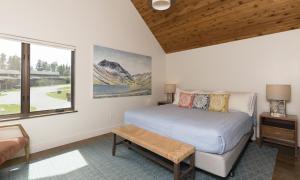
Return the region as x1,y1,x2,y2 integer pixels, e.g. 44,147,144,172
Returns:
266,84,291,117
164,84,176,103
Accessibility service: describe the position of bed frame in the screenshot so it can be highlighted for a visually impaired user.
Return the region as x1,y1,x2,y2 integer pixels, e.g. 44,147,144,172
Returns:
195,94,257,177
195,130,253,177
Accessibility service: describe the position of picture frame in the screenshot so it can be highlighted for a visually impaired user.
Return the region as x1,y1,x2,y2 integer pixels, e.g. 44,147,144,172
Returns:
93,45,152,98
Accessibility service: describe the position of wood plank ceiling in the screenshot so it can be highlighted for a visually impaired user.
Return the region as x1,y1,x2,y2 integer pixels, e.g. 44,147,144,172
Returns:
131,0,300,53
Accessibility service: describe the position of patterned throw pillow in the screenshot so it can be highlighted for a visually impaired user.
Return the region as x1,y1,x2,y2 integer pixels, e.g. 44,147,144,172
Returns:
178,92,194,108
209,94,230,112
192,94,210,110
173,88,199,105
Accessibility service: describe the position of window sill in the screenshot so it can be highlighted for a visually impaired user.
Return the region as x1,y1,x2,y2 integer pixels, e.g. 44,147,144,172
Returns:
0,110,78,122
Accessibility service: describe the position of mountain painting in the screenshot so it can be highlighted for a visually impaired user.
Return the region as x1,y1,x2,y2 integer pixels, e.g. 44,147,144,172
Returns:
93,45,152,98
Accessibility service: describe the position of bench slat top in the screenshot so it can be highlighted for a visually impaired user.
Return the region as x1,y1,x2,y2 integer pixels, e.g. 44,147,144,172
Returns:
112,125,195,164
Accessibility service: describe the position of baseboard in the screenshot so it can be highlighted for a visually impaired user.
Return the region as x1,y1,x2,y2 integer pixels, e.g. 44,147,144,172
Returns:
31,123,123,153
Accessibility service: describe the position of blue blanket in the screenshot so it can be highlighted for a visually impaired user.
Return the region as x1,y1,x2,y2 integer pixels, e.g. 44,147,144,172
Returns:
124,104,253,154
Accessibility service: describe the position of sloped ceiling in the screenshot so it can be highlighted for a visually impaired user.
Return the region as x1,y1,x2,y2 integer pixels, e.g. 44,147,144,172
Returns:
131,0,300,53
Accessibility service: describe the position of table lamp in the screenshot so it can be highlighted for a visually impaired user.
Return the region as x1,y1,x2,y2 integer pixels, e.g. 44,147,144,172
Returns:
164,84,176,103
266,84,291,117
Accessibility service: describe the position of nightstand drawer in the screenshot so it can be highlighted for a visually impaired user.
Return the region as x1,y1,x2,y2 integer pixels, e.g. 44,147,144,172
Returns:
261,125,295,142
261,118,295,129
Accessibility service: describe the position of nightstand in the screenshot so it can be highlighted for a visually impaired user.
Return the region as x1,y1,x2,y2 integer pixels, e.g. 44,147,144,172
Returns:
259,112,298,157
157,101,171,106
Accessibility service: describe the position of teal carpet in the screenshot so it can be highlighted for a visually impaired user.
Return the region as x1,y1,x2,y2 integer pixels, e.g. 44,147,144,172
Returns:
0,135,278,180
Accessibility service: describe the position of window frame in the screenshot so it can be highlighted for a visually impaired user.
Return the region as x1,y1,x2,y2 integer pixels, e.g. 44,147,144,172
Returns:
0,39,76,121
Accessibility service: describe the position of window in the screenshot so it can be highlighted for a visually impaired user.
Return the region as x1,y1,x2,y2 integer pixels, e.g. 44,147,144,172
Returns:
30,44,72,112
0,37,75,120
0,39,22,115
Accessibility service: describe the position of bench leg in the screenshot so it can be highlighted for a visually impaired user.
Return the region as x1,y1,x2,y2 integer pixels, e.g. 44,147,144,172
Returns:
128,141,132,150
24,143,30,163
112,134,116,156
190,153,195,180
174,163,180,180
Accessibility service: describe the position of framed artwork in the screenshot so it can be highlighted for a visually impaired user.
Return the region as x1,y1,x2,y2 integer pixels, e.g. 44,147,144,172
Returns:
93,45,152,98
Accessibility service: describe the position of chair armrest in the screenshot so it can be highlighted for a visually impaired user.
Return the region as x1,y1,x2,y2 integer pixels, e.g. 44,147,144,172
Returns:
0,124,29,140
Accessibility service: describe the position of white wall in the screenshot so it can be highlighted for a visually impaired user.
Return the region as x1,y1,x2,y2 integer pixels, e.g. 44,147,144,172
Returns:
166,29,300,144
0,0,166,153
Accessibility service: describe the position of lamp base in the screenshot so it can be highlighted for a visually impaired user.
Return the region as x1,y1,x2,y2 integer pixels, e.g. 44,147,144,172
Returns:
270,100,287,117
166,93,174,103
270,112,287,118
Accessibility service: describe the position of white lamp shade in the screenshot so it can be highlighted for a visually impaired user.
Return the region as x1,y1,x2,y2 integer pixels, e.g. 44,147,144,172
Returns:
266,84,291,101
164,84,176,93
152,0,171,11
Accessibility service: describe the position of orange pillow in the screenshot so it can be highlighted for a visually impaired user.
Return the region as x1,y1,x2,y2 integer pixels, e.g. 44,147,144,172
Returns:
178,92,194,108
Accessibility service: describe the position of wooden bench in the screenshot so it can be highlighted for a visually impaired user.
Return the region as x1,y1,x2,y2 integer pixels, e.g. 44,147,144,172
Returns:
112,125,195,180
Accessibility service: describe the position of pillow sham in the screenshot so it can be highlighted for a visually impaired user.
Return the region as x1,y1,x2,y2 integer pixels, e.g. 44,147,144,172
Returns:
173,88,199,105
228,92,256,116
209,94,230,112
178,92,194,108
192,94,210,110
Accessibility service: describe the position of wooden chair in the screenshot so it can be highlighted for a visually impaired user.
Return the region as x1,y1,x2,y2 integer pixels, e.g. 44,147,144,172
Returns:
0,124,30,165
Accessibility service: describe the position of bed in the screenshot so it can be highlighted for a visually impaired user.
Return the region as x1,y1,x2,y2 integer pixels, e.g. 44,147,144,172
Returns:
124,99,256,177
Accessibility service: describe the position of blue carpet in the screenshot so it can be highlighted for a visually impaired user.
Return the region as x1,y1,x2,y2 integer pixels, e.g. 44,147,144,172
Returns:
0,135,278,180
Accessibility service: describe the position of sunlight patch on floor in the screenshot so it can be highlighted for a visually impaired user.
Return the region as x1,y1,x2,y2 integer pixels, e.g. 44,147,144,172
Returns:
28,150,87,179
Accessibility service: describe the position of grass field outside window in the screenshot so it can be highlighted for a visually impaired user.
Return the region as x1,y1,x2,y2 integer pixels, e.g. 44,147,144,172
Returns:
0,104,36,115
47,85,71,101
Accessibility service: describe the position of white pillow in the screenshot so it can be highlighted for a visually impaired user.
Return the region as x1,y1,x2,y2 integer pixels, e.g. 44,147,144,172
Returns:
199,90,229,94
173,88,199,105
228,92,256,116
